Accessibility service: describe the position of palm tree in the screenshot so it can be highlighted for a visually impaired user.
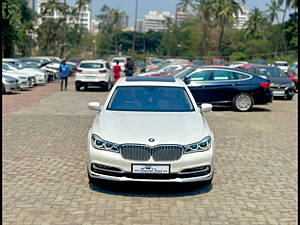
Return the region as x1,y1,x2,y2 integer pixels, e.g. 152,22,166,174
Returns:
266,0,282,24
244,7,269,39
212,0,245,56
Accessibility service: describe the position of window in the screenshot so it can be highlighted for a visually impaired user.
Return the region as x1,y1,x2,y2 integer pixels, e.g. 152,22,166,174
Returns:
80,63,104,69
190,70,211,81
107,86,194,112
211,70,236,80
234,72,250,79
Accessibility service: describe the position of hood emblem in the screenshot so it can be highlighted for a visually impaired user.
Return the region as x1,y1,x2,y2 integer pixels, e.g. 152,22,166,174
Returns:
148,138,155,142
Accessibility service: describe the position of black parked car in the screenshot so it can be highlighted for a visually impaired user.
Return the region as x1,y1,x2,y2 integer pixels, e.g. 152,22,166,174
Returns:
179,67,273,111
242,65,296,100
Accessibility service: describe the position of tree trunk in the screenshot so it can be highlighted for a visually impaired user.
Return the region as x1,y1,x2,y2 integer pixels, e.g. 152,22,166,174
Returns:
275,3,288,57
217,17,225,57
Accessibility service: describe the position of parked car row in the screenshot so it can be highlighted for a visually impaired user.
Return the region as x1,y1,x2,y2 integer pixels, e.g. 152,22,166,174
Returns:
2,56,65,94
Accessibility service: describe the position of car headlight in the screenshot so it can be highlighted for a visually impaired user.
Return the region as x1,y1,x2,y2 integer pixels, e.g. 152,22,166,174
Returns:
184,136,212,153
91,134,120,153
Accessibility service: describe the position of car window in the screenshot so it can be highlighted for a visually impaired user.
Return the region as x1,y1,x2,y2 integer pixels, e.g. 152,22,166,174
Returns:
107,86,195,112
189,70,211,81
234,72,250,79
211,70,236,80
80,63,104,69
252,67,286,78
161,66,178,73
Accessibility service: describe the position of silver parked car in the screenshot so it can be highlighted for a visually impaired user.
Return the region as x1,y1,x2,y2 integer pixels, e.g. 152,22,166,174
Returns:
2,74,21,93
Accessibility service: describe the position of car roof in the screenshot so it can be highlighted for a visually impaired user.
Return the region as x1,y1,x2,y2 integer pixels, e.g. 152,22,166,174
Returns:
274,61,288,63
116,77,186,87
2,58,18,62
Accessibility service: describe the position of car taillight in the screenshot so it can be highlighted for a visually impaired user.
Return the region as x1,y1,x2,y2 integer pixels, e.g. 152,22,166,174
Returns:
99,70,107,73
260,82,270,88
77,69,82,72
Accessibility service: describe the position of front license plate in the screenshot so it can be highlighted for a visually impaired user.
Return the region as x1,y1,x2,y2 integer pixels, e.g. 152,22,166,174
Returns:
273,90,285,95
132,165,170,174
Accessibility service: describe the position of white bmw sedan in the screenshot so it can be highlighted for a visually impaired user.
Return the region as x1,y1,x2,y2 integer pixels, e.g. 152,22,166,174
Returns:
87,77,215,184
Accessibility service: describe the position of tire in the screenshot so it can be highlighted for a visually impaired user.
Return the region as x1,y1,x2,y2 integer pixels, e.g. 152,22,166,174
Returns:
75,86,81,91
103,81,112,91
232,93,254,112
286,95,293,100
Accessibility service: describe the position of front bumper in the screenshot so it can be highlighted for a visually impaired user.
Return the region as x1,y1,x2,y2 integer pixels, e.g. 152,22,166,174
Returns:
87,140,214,183
3,82,20,92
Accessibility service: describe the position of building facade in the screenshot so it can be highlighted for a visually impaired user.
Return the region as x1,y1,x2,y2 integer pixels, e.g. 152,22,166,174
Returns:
143,11,174,32
233,7,250,29
175,9,191,24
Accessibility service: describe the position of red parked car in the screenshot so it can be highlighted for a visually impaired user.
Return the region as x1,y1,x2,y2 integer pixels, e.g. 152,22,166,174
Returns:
211,59,225,66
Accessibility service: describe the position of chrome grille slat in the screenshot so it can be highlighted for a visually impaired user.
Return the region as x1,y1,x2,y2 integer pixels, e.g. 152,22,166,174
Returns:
120,144,183,162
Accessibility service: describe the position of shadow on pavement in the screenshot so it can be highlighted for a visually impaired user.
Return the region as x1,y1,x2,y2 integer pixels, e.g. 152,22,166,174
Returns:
212,105,271,112
89,180,212,197
3,92,21,95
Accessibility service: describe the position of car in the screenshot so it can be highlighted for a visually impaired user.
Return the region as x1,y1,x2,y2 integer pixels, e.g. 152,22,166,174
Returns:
178,66,273,111
134,61,146,73
3,59,48,85
75,60,114,91
2,63,34,89
192,60,206,67
87,76,215,184
67,58,83,66
110,56,129,72
2,74,21,93
274,61,289,73
240,65,296,100
211,59,225,66
229,61,248,68
139,64,189,77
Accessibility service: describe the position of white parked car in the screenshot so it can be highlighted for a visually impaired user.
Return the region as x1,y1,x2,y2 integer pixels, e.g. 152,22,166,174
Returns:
2,74,21,93
110,56,128,72
2,64,34,89
138,64,187,76
87,76,215,184
75,60,114,91
274,61,289,73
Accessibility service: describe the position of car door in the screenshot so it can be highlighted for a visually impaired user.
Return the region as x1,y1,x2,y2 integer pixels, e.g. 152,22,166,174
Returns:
208,70,240,102
186,69,214,103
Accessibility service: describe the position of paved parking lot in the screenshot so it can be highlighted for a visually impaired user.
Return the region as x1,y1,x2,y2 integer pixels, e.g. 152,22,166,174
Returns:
2,80,298,225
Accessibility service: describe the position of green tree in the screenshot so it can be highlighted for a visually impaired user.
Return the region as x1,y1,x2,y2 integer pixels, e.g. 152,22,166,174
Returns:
266,0,282,24
244,7,269,39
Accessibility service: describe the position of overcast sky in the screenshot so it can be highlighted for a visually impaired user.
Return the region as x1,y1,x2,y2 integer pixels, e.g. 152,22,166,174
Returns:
67,0,293,26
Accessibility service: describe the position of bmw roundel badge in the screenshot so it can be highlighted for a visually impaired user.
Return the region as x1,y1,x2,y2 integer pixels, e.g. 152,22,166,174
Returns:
148,138,155,142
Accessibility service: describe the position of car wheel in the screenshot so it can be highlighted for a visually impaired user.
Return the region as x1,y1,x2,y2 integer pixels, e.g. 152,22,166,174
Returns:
103,81,112,91
75,86,81,91
286,95,293,100
232,93,254,112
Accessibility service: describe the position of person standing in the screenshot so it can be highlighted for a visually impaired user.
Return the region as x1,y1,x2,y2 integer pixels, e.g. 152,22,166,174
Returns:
113,60,121,82
124,58,135,76
59,60,71,91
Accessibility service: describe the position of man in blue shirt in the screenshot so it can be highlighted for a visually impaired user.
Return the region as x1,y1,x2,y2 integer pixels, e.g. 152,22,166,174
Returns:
59,60,71,91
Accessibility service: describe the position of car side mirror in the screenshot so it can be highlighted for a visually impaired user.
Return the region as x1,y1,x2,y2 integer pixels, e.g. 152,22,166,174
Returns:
183,76,191,84
88,102,102,111
200,103,212,112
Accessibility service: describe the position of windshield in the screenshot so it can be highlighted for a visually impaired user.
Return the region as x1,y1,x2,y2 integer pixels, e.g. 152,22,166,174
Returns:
275,63,288,66
252,67,287,78
173,67,196,78
21,62,40,68
107,86,194,112
80,63,104,69
113,59,125,63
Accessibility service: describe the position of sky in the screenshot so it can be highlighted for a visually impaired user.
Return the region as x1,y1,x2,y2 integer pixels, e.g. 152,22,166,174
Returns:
67,0,293,27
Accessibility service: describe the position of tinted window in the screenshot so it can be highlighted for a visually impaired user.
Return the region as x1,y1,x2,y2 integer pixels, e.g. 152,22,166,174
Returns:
234,72,250,79
107,86,194,112
211,70,236,80
173,67,196,78
275,63,288,66
190,70,211,81
80,63,104,69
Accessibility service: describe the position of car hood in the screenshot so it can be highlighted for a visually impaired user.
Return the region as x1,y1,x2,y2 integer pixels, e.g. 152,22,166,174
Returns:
3,70,33,78
21,68,44,75
92,111,210,146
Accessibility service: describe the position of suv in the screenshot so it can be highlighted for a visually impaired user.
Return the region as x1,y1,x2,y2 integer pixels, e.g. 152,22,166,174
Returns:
75,60,114,91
